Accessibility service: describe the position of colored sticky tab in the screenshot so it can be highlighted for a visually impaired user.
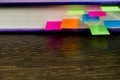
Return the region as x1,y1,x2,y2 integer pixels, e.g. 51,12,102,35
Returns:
67,10,85,15
64,15,82,20
101,12,120,20
45,21,61,30
104,20,120,28
82,14,100,22
86,5,102,12
89,25,110,35
79,21,89,29
60,19,79,29
88,11,107,17
86,21,104,26
67,5,85,15
68,5,85,10
101,6,120,11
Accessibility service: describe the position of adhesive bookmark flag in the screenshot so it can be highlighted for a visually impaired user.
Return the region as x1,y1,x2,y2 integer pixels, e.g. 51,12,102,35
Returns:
89,25,110,35
86,5,102,12
104,20,120,28
67,5,85,15
45,21,62,30
67,10,85,15
63,15,82,20
101,12,120,20
82,14,100,22
79,21,89,29
68,5,85,10
60,19,79,29
88,11,107,17
86,21,104,26
101,6,120,11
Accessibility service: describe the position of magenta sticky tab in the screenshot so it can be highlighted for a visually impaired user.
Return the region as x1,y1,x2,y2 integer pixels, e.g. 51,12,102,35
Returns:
88,11,107,17
45,21,62,30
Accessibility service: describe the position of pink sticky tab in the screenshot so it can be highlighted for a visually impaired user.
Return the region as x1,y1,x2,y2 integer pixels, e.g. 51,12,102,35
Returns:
89,11,107,17
86,5,102,12
45,21,62,30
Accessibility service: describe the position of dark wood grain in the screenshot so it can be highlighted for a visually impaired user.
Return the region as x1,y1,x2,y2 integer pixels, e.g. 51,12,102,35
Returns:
0,34,119,80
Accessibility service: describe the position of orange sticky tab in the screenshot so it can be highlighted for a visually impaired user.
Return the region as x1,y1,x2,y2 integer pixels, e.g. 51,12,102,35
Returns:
60,19,79,29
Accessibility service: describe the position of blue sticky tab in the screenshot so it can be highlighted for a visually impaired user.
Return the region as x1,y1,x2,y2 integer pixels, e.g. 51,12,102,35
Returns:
104,20,120,28
82,14,100,22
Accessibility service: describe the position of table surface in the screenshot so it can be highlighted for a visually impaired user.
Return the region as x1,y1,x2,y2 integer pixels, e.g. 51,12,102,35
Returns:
0,34,119,80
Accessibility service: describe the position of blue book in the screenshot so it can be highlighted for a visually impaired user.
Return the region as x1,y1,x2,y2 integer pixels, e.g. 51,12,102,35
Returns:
0,0,119,5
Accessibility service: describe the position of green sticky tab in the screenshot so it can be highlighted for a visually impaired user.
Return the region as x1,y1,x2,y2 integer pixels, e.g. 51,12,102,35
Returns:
68,5,85,10
89,25,110,35
67,5,85,15
101,6,120,11
67,10,85,15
